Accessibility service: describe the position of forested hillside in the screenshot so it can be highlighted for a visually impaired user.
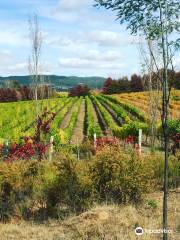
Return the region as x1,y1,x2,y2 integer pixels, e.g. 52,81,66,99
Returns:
0,75,106,89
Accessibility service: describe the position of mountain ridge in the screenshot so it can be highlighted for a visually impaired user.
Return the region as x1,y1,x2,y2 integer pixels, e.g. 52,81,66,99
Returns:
0,75,106,89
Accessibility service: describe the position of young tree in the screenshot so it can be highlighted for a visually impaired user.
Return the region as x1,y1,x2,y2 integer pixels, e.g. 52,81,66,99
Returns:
140,40,162,150
28,14,42,120
95,1,180,239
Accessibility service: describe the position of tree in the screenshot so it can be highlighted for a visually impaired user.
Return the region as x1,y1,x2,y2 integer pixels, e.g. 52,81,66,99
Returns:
140,40,161,150
95,1,180,239
69,85,90,97
102,77,113,93
28,14,42,120
102,76,131,94
130,74,143,92
19,86,32,100
174,71,180,89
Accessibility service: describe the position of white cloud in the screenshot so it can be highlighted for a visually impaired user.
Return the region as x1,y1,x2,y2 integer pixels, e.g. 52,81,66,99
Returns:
83,30,140,47
6,62,27,71
57,0,91,11
58,57,126,70
46,30,137,50
0,50,16,64
78,49,122,62
173,57,180,70
43,0,91,23
0,29,28,47
46,36,72,46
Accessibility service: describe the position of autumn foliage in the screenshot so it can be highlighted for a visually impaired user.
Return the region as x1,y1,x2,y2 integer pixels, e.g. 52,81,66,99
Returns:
0,85,52,102
69,85,90,97
4,108,56,161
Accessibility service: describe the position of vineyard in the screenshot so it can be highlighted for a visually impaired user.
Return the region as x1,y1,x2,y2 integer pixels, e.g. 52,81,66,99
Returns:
0,91,180,147
113,90,180,120
0,94,144,144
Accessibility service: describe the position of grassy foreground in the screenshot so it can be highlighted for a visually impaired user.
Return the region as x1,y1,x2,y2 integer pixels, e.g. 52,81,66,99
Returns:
0,190,179,240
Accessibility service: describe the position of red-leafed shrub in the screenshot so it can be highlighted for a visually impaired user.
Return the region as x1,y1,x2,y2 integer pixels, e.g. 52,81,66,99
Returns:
172,133,180,143
124,135,135,144
69,85,90,97
7,137,49,162
5,108,57,162
171,133,180,154
95,137,119,151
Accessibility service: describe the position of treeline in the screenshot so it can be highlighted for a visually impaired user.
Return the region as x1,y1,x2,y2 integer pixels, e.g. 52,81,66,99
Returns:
0,86,53,102
69,85,90,97
103,70,180,94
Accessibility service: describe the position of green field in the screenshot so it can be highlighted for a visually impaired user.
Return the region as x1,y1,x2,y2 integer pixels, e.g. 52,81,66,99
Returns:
0,92,180,145
0,94,148,144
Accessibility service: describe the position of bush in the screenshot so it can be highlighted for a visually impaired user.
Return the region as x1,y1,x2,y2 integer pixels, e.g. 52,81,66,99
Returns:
0,160,56,221
89,146,154,204
45,153,95,217
0,148,179,221
119,121,149,140
150,152,180,189
0,161,39,221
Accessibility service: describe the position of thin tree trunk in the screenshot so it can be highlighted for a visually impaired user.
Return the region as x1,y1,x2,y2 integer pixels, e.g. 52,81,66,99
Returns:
159,1,169,239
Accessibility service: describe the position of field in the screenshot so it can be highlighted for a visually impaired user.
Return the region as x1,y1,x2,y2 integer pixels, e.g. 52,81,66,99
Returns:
0,91,180,146
0,190,179,240
113,90,180,120
0,92,180,240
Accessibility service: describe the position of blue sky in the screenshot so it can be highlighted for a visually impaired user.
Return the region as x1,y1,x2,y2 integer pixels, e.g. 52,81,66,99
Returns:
0,0,179,78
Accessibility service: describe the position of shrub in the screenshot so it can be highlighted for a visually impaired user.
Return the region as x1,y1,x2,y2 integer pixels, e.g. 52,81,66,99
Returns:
146,199,158,209
45,153,95,216
0,148,179,222
89,146,154,204
0,161,40,221
148,153,180,189
119,121,149,141
0,160,57,221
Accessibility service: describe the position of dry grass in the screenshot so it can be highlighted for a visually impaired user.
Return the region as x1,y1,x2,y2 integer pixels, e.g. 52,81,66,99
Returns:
0,190,179,240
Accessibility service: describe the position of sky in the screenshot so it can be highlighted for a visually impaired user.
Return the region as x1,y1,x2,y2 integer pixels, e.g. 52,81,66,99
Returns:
0,0,179,78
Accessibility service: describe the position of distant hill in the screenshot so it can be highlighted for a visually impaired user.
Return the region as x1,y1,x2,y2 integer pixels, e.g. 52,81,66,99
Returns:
0,75,106,89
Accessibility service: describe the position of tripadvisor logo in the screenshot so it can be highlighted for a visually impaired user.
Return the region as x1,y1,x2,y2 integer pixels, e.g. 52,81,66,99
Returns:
135,227,173,235
135,227,144,236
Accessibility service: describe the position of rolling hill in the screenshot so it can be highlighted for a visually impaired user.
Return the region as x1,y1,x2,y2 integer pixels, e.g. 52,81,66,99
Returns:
0,75,106,89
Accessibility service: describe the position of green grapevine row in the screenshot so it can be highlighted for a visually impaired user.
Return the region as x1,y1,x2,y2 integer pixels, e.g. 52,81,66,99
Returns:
97,95,131,123
64,97,83,142
51,97,78,132
90,95,121,137
102,95,147,122
0,98,65,142
85,96,102,138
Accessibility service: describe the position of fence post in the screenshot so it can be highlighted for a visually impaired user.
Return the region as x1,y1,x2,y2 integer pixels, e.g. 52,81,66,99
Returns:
139,129,142,154
3,139,9,158
94,133,97,149
49,136,54,161
77,138,80,160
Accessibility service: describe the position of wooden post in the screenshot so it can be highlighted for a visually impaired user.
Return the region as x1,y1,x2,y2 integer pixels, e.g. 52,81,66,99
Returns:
139,129,142,154
49,136,54,161
77,138,80,160
1,139,9,159
94,133,97,149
